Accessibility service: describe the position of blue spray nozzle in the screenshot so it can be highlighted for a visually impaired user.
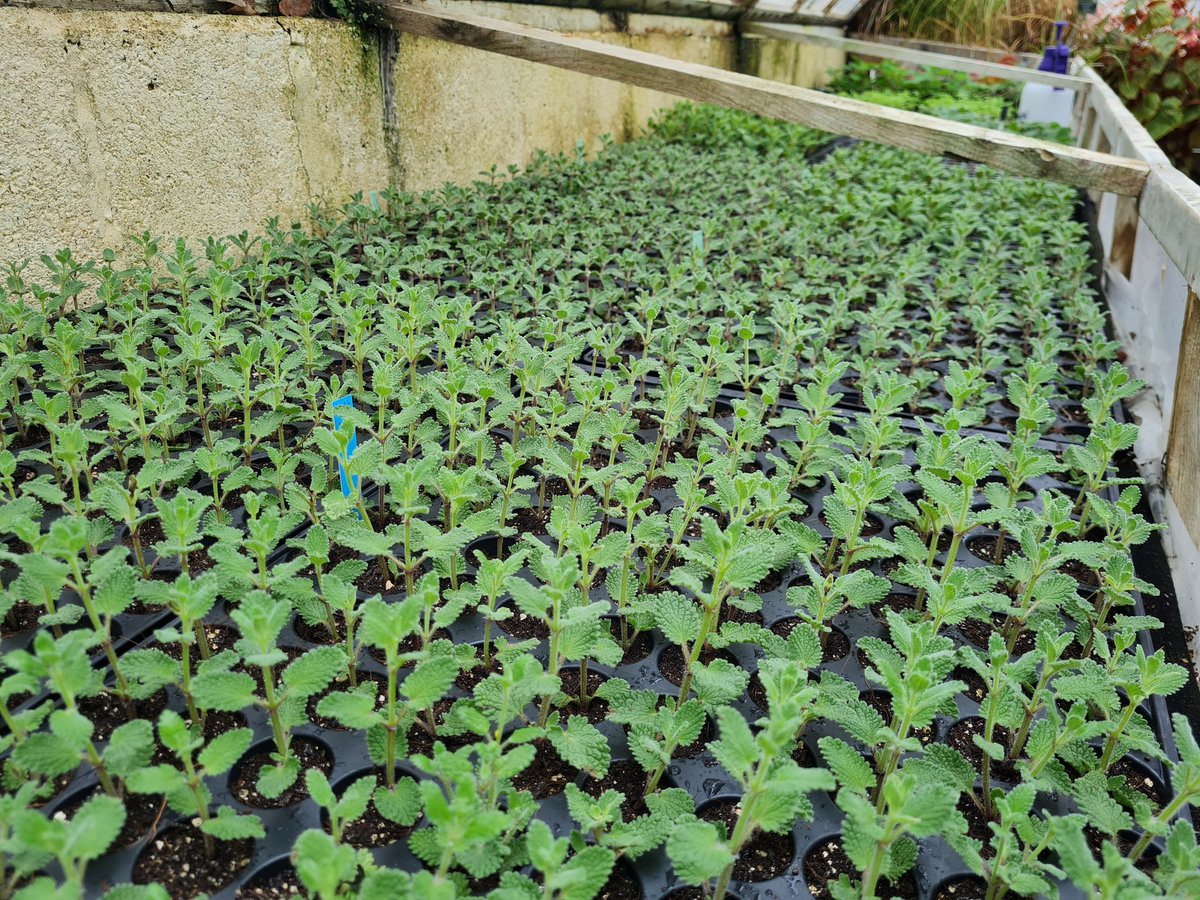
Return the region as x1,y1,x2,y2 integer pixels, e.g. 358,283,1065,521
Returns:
1038,20,1072,75
331,395,360,506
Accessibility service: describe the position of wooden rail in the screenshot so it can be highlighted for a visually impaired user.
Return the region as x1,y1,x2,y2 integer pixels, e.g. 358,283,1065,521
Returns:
848,32,1041,68
744,22,1090,93
379,1,1148,196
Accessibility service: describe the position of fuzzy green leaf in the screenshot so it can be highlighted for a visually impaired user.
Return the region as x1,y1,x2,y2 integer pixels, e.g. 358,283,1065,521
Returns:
547,716,611,779
374,777,422,826
197,727,254,776
666,819,733,885
201,806,265,841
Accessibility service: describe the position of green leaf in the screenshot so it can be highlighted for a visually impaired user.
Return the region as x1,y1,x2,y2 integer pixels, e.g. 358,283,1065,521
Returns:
293,829,359,898
281,646,345,699
818,737,876,795
689,658,749,708
666,819,733,885
709,706,758,784
306,768,337,811
13,733,81,777
316,686,381,730
654,593,702,646
104,720,156,779
192,670,257,712
553,845,615,900
1072,771,1132,837
101,886,171,900
256,755,301,799
374,777,422,826
526,818,566,872
401,655,459,709
65,793,126,862
201,806,265,841
198,727,254,776
126,765,186,796
93,566,137,617
547,716,611,779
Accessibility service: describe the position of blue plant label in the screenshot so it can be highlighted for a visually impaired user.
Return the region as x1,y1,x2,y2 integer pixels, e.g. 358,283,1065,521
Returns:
331,395,358,499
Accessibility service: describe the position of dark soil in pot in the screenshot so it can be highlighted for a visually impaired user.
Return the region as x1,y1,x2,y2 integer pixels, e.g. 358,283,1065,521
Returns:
952,665,988,704
237,861,311,898
597,856,642,900
557,668,610,724
932,875,989,900
80,688,168,742
497,603,550,640
965,534,1020,565
510,505,551,536
859,691,936,745
132,820,255,899
229,737,333,808
698,797,794,883
957,796,1000,858
510,738,576,799
57,788,165,853
945,717,1019,783
804,835,918,899
609,618,655,665
657,644,738,687
3,599,43,634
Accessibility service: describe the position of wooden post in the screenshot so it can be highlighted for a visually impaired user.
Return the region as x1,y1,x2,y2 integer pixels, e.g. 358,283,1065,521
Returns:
379,1,1149,196
1167,289,1200,546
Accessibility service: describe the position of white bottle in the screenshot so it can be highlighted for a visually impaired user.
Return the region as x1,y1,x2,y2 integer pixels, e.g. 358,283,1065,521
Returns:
1018,21,1076,128
1018,83,1077,127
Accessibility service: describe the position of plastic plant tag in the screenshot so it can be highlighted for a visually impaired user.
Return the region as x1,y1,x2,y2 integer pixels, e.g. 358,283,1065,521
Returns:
331,395,359,501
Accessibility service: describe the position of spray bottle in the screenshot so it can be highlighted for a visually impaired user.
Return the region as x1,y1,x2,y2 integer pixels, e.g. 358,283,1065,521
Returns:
1017,21,1076,127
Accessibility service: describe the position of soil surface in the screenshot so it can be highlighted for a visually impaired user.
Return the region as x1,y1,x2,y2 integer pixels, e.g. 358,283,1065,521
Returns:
610,618,655,665
945,717,1018,783
237,863,311,898
597,858,642,900
132,820,254,899
497,604,549,640
805,835,917,899
510,739,577,799
228,737,333,808
557,668,610,724
698,798,793,883
861,691,936,745
581,759,654,822
657,644,737,687
79,688,168,742
333,769,421,849
933,876,989,900
58,789,165,852
965,534,1020,565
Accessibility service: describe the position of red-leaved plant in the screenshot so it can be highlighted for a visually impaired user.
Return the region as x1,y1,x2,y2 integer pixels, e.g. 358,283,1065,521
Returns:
1076,0,1200,176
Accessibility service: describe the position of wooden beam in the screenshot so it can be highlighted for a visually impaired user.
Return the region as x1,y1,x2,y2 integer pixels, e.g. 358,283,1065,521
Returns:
380,2,1148,196
746,0,867,24
850,32,1041,68
745,22,1090,92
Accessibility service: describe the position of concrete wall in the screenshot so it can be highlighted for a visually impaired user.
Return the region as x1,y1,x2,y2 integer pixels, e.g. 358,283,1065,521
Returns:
0,3,840,270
